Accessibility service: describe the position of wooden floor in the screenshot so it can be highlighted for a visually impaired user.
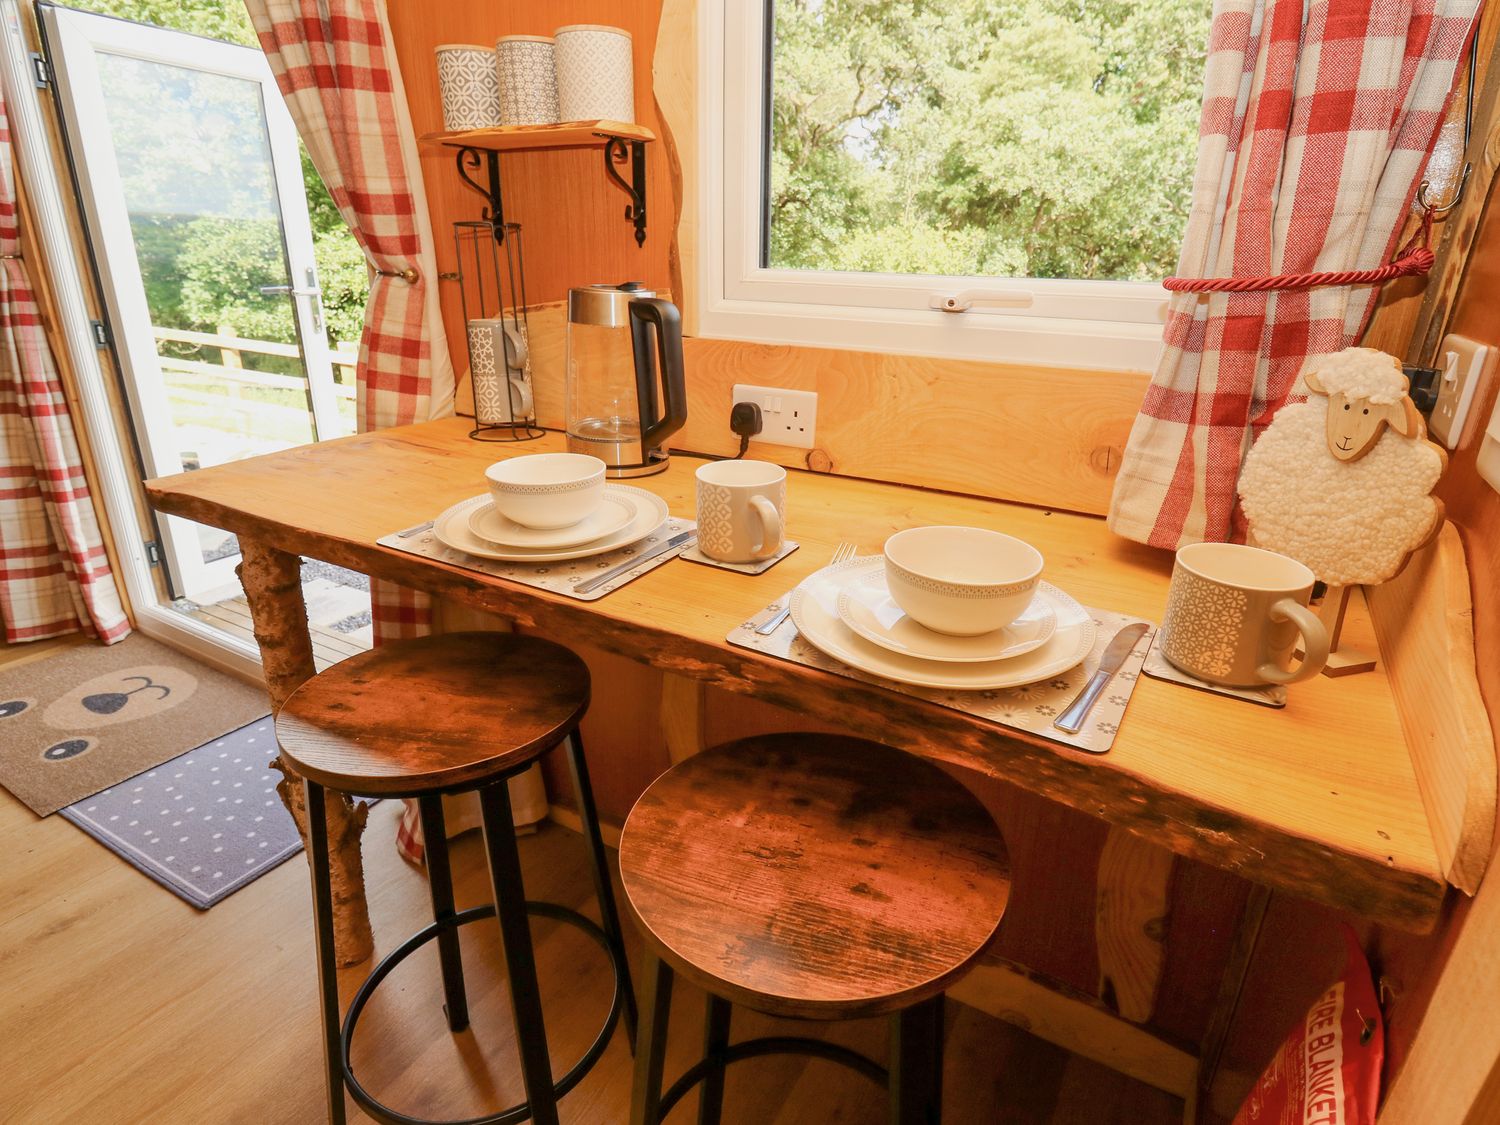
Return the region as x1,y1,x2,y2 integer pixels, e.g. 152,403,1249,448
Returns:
1,638,1183,1124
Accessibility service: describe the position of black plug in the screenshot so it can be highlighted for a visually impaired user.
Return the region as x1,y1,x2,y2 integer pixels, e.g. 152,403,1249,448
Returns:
1403,364,1441,415
729,400,762,458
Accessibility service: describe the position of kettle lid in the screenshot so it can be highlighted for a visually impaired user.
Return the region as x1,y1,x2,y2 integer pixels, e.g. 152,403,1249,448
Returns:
569,281,658,327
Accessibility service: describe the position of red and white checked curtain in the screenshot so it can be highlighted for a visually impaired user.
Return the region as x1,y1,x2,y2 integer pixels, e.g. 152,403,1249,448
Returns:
0,96,128,645
1108,0,1481,549
246,0,463,865
244,0,454,642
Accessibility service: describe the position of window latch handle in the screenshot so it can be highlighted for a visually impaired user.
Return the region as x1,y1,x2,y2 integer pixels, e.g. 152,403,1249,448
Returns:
929,289,1035,313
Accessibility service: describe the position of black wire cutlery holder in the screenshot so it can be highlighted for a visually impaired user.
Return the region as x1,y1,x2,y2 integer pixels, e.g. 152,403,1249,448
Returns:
452,217,544,442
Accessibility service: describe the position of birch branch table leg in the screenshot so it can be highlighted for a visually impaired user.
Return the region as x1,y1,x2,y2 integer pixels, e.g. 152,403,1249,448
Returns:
238,538,374,967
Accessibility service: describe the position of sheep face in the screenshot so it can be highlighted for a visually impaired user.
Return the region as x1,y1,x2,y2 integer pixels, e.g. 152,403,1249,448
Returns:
1303,368,1420,461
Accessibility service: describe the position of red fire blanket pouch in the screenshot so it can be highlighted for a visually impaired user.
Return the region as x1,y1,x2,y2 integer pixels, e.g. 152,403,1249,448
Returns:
1232,925,1384,1125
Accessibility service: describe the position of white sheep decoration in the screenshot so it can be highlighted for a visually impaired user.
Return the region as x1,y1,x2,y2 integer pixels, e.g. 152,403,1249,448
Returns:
1238,346,1446,588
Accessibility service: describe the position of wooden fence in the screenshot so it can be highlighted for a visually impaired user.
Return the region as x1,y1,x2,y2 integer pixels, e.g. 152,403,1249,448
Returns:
153,326,359,400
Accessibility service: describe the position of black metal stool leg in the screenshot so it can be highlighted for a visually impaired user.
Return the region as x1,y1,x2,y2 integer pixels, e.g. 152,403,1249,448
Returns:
696,994,732,1125
889,996,944,1125
630,953,675,1125
479,782,560,1125
417,795,469,1033
563,729,639,1046
303,780,347,1125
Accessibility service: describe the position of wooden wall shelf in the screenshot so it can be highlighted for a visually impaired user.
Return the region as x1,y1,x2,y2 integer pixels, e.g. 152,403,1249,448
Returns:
418,120,656,152
421,121,656,246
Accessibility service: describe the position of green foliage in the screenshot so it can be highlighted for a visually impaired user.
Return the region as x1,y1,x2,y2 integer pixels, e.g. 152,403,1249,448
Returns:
66,0,256,46
71,0,369,353
769,0,1211,281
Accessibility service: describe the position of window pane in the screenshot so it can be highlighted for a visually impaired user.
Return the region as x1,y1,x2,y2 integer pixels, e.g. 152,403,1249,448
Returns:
766,0,1211,282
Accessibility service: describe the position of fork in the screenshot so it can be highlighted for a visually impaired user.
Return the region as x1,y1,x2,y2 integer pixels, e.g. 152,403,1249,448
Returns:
756,541,856,635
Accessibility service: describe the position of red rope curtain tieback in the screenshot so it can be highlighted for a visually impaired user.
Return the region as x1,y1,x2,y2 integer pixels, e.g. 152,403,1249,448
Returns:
1163,208,1436,294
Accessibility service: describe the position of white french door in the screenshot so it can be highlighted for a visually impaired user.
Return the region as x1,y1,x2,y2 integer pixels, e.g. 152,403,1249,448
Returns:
40,3,343,600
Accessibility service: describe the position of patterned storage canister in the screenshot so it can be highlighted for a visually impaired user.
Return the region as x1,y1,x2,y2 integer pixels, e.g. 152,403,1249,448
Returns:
435,44,502,131
553,24,634,123
496,36,559,126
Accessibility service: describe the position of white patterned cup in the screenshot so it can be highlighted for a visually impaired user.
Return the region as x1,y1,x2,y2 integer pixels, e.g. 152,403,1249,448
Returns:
467,318,508,424
496,36,559,125
435,44,503,131
1160,543,1329,687
695,460,785,563
554,24,634,123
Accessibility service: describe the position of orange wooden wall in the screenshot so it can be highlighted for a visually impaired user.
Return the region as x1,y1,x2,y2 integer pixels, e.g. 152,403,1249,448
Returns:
385,0,673,382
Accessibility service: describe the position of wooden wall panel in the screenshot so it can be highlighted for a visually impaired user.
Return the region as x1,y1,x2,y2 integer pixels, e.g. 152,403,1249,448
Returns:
1369,161,1500,1103
385,0,674,392
454,301,1148,516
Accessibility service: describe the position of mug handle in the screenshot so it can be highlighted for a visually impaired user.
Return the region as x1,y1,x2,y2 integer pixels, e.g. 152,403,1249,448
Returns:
1257,599,1330,684
749,496,783,560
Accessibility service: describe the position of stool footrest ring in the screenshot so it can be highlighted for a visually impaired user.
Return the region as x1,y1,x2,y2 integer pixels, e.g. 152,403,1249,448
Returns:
657,1035,887,1119
340,900,625,1125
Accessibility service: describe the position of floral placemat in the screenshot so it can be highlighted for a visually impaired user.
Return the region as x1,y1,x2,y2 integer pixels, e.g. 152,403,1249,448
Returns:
680,540,800,574
376,517,696,602
728,601,1156,754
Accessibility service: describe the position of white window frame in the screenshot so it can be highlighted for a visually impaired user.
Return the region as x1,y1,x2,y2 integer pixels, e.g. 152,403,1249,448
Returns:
697,0,1171,372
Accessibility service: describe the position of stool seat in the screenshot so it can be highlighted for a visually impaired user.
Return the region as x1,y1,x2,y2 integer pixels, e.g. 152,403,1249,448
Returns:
276,632,589,797
619,734,1011,1021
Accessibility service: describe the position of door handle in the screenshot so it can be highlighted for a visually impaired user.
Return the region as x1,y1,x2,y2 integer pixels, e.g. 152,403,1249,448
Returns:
260,267,325,333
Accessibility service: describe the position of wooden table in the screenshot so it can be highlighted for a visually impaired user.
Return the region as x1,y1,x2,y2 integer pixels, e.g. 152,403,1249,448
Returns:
146,418,1445,934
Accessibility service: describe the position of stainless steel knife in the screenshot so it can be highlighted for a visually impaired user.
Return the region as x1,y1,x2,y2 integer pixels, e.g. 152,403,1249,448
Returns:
572,530,696,594
750,594,795,635
1053,622,1150,736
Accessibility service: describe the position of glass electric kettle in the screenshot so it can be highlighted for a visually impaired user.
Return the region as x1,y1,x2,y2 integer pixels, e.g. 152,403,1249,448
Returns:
564,283,688,478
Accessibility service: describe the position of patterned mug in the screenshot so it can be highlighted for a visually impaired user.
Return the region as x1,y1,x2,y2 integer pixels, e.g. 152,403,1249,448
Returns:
695,460,785,563
1160,542,1330,687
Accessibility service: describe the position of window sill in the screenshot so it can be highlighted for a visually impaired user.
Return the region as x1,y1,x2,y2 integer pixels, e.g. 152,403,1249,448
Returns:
695,296,1165,373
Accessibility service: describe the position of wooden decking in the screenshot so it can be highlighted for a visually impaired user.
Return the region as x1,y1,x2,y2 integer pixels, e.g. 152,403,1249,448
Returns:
177,570,371,670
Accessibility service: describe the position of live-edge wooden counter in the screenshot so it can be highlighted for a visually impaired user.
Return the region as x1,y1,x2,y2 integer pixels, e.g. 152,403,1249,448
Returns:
146,417,1444,931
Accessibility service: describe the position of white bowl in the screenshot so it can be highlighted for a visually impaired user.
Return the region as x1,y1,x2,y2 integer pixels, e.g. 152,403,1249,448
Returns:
484,453,605,529
883,526,1044,637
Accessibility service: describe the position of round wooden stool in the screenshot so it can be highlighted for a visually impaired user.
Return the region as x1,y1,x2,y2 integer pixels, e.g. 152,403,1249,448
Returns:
619,734,1011,1124
276,632,636,1125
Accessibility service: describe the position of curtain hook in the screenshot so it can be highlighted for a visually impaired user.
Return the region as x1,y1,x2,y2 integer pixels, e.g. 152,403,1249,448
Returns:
1418,32,1478,216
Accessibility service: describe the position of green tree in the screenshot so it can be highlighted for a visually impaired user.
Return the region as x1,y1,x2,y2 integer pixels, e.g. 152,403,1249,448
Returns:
71,0,369,351
769,0,1211,282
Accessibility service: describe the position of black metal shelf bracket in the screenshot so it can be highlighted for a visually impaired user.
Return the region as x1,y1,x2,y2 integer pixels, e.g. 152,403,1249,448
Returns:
450,135,648,247
455,146,505,237
602,136,647,247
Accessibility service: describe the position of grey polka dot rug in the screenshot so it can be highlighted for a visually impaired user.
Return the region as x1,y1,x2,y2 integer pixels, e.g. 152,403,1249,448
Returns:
58,715,306,909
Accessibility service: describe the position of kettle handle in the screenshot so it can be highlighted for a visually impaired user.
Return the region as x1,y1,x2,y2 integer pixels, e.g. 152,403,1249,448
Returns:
629,298,689,452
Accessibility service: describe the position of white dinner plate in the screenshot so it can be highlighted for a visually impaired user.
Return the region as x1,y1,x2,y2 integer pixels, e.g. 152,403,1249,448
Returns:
433,486,669,562
467,489,635,549
790,558,1096,690
835,560,1057,663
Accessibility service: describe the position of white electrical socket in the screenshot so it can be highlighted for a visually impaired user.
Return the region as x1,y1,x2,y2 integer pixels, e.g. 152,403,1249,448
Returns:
733,383,818,449
1429,333,1490,448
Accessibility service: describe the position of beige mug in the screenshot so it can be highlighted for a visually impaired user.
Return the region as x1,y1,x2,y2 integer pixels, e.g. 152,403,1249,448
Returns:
1160,543,1329,687
695,460,785,563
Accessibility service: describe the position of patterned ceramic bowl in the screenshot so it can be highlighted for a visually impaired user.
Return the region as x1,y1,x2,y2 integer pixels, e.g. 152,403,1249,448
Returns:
485,453,605,529
883,526,1044,636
